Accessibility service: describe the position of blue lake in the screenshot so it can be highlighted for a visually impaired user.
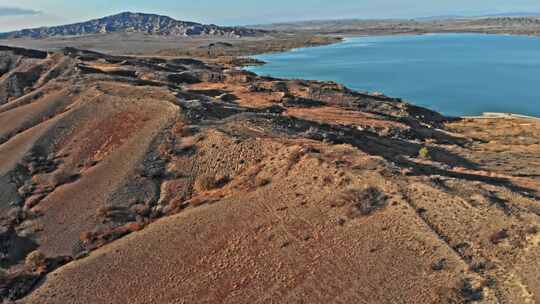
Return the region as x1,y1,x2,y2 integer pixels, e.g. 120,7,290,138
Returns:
246,34,540,117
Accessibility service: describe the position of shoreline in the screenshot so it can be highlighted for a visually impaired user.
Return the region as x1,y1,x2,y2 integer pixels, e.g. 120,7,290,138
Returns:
461,112,540,120
327,30,540,39
244,33,540,120
246,31,540,59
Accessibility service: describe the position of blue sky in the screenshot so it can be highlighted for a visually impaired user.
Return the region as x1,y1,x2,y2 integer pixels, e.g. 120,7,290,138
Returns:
1,0,540,31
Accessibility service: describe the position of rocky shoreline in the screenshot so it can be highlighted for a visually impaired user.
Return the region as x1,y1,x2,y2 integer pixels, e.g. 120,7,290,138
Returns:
462,112,540,120
240,34,540,121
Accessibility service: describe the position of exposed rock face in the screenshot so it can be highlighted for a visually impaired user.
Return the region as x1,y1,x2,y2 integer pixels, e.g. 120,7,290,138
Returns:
0,12,264,39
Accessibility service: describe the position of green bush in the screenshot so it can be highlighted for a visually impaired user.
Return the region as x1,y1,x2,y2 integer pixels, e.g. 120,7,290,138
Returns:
418,147,430,159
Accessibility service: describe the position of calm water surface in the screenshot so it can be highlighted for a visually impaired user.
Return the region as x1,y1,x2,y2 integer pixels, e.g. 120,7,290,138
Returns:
246,34,540,117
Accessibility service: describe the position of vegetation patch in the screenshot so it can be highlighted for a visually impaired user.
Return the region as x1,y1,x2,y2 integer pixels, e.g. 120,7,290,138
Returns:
254,176,271,187
194,174,218,192
341,187,388,218
489,229,509,244
194,174,229,192
24,251,46,271
418,146,430,159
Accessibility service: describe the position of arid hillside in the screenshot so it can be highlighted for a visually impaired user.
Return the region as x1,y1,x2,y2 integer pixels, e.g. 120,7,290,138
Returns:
0,45,538,303
254,17,540,36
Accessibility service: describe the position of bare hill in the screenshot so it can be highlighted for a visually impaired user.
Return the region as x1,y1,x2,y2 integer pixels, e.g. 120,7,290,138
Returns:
0,45,538,303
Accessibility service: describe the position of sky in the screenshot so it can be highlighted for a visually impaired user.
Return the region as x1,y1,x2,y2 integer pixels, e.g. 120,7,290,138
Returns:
1,0,540,31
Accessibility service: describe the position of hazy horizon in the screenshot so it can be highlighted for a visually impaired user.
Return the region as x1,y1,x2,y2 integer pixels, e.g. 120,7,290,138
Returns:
1,0,540,31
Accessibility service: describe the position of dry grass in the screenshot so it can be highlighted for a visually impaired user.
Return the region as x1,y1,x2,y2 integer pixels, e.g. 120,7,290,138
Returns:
194,174,216,192
25,251,46,270
286,148,304,172
254,176,271,187
96,205,116,218
490,229,509,244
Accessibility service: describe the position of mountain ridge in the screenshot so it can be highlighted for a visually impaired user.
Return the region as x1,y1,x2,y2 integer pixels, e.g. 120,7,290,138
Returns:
0,11,264,39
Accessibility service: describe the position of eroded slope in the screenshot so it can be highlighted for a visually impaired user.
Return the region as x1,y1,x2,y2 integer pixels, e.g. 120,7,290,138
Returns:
0,46,537,303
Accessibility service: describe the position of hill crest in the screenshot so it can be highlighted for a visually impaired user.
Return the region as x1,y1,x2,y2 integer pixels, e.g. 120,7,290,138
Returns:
0,12,264,39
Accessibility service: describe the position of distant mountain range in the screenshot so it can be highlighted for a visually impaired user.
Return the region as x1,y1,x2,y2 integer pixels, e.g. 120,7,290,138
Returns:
477,12,540,17
253,12,540,29
0,12,264,39
415,12,540,21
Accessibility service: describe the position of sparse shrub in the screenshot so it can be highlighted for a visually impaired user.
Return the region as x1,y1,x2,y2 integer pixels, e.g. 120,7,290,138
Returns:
17,182,35,198
469,260,493,273
17,220,43,237
194,174,218,192
102,228,129,242
431,258,446,271
336,218,346,226
158,141,174,159
0,272,42,301
96,205,135,222
123,222,144,233
490,229,509,244
303,127,320,139
0,268,8,281
51,171,80,187
83,159,98,168
143,159,167,178
322,176,333,186
215,174,230,186
23,194,45,210
71,240,88,259
188,197,209,207
96,205,117,217
130,204,151,217
457,278,484,302
526,225,539,235
80,231,94,242
7,207,33,224
271,81,289,93
341,187,388,218
255,176,271,187
528,205,540,216
245,164,263,178
418,147,430,159
164,198,189,214
286,148,304,171
25,251,46,270
175,143,197,156
8,164,30,187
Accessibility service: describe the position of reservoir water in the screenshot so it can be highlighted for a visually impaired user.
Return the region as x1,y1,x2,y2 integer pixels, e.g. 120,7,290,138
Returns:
246,34,540,117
